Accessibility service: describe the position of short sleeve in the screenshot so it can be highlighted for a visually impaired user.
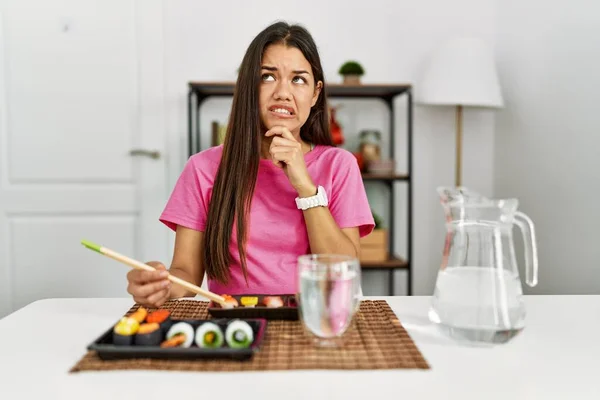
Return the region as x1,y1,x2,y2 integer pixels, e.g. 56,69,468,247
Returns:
328,151,375,237
159,157,209,232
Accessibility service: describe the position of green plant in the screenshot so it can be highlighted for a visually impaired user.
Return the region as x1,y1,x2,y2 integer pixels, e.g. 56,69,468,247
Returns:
338,61,365,76
372,209,384,229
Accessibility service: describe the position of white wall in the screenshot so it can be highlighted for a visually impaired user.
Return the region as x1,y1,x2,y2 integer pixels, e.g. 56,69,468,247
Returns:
1,0,594,301
163,0,497,296
494,0,600,294
0,0,170,318
0,0,499,309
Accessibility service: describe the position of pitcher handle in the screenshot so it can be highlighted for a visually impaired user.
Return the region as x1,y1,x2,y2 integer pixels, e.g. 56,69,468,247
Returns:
514,211,539,287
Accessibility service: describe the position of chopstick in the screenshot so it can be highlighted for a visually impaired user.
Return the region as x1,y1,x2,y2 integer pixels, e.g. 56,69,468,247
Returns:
80,239,226,306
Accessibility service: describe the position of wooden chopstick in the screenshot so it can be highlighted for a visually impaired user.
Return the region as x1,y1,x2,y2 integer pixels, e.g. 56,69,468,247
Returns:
81,239,226,306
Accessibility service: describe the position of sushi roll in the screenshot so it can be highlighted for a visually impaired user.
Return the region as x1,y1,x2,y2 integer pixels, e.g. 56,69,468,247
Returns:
113,317,139,345
134,322,163,346
263,296,284,308
225,320,254,349
220,294,239,309
195,322,224,348
240,296,258,308
161,321,194,348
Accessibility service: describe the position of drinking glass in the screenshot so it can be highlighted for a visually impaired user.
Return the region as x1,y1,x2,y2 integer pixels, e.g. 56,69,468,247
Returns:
296,254,361,347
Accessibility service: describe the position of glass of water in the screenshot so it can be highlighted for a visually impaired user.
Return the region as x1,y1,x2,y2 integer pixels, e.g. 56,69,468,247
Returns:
296,254,361,347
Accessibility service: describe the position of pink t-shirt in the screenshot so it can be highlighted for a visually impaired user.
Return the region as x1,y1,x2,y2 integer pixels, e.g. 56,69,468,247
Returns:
159,144,374,295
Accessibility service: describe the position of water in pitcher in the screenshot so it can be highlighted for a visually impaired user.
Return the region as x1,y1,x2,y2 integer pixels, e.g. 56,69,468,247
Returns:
429,266,527,344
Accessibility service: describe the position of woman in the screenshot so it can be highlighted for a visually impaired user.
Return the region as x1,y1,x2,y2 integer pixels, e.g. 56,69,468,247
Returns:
127,21,374,307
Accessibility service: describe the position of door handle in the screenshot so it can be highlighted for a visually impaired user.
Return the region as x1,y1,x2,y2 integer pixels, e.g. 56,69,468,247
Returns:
129,149,161,160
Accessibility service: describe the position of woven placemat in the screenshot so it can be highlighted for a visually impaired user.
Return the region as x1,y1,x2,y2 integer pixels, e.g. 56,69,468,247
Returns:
70,300,429,372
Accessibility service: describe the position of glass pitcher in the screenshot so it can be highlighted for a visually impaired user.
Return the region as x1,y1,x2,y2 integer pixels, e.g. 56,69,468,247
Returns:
429,187,539,344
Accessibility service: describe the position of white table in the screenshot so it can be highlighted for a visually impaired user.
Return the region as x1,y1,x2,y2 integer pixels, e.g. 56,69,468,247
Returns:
0,296,598,399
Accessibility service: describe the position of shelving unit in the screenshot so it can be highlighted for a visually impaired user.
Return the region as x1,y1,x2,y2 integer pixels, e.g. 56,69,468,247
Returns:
187,82,413,295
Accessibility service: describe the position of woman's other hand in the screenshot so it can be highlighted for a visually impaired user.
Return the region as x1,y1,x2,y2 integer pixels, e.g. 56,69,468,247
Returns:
266,126,316,197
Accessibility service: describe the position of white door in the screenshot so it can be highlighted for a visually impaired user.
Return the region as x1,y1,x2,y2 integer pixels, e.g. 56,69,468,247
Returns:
0,0,169,318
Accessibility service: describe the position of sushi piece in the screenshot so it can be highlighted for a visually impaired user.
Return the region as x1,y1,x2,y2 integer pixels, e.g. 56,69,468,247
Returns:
129,307,148,323
225,320,254,349
288,296,298,308
240,296,258,308
220,294,239,309
195,322,224,348
147,309,173,333
161,322,194,348
263,296,284,308
146,309,170,324
134,322,162,346
113,317,140,345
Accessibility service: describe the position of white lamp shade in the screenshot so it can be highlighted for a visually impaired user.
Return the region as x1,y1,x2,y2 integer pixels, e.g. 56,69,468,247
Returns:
416,37,504,108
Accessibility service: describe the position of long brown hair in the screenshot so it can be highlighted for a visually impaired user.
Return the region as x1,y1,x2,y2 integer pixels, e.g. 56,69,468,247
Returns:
202,22,333,285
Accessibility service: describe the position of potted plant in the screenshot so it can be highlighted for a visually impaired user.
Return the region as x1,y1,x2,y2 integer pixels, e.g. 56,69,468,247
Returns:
359,210,388,263
338,61,365,84
373,210,384,230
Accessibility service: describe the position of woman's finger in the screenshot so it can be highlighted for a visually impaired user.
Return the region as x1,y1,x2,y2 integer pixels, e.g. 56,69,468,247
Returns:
270,146,300,155
147,288,170,306
271,136,299,148
135,279,170,298
265,126,295,141
273,152,297,166
133,296,148,306
129,269,168,284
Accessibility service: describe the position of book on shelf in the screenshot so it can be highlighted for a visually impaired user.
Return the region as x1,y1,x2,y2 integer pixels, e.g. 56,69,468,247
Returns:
211,121,227,147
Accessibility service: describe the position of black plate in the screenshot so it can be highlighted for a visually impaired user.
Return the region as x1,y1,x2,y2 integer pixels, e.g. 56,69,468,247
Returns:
208,294,298,320
87,318,267,361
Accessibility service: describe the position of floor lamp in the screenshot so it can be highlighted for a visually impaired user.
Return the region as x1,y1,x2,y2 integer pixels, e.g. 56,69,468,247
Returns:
417,37,504,187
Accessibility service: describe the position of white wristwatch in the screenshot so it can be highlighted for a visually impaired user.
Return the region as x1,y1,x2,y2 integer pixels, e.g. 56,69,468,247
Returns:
296,185,328,210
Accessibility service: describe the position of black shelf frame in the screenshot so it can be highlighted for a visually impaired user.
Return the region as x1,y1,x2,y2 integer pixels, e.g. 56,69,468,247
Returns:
187,82,413,295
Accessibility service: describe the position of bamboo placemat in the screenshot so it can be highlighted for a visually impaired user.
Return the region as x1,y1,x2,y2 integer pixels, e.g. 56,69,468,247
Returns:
70,300,429,372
